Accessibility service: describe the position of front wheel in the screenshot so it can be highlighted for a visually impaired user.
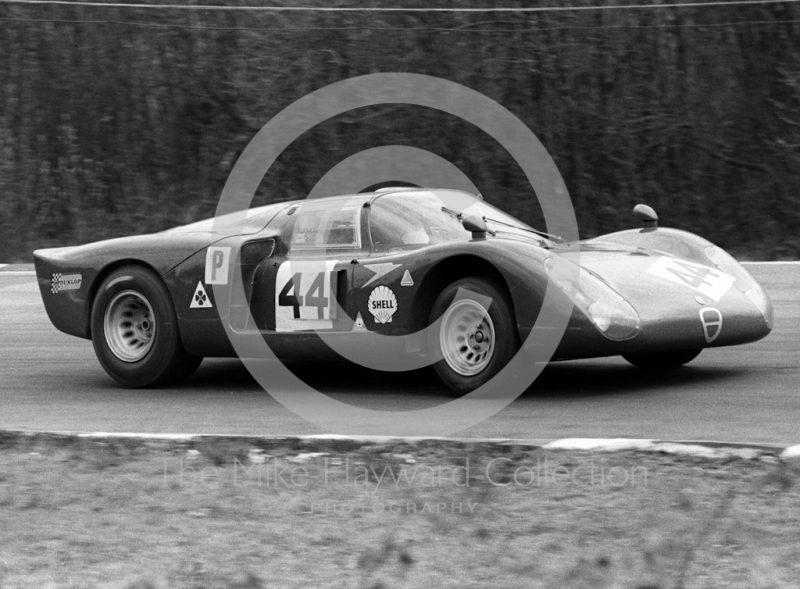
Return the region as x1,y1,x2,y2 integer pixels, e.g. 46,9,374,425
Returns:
429,277,520,394
623,349,702,369
91,266,202,387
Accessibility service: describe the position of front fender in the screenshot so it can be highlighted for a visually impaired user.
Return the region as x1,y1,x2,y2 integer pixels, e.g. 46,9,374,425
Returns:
588,227,719,265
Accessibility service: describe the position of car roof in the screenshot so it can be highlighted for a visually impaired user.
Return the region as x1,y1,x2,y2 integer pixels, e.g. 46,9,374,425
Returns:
288,187,475,209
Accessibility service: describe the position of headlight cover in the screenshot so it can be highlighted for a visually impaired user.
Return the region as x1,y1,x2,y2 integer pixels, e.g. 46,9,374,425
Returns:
544,257,641,341
704,245,773,327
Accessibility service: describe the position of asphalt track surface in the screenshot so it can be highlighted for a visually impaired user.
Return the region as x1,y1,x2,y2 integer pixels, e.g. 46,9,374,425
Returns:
1,264,797,443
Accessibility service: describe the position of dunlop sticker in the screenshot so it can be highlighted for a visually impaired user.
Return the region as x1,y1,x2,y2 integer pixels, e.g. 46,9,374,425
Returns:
51,273,82,294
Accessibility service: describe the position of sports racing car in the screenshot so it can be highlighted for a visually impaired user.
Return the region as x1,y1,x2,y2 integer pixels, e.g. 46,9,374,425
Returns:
34,188,773,393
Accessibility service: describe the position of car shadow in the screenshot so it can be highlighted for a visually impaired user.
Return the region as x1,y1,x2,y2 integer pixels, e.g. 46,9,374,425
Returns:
182,358,447,405
179,356,746,403
522,361,744,399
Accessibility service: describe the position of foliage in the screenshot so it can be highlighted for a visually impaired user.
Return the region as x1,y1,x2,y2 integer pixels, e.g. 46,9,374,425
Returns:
1,0,799,260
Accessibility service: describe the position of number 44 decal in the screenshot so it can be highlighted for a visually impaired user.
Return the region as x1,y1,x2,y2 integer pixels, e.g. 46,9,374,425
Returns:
274,261,338,331
646,256,735,302
279,271,328,319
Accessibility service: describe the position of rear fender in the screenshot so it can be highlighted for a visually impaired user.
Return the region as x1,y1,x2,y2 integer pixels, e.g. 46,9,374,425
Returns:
34,233,225,340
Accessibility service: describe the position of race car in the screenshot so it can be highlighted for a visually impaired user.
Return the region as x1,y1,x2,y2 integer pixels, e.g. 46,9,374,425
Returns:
34,188,773,393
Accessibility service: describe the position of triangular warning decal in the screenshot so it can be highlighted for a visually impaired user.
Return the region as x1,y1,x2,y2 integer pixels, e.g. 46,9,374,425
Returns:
190,281,213,309
401,269,414,286
353,312,367,331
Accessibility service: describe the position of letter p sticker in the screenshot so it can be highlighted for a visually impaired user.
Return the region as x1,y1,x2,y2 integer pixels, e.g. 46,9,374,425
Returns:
205,246,231,285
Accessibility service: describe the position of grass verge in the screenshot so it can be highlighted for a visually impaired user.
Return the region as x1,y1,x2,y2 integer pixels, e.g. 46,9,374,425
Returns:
0,434,798,589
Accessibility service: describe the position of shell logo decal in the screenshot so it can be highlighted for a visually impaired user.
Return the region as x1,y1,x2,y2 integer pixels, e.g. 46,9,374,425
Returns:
367,286,397,324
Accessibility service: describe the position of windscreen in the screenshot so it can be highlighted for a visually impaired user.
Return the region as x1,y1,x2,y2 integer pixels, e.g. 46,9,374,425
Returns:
368,193,469,250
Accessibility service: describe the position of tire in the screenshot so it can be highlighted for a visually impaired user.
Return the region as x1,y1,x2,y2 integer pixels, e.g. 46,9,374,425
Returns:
429,277,520,394
91,266,202,387
623,349,702,369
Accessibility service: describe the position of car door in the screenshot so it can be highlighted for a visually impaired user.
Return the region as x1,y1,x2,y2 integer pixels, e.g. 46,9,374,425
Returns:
248,197,368,333
349,191,464,336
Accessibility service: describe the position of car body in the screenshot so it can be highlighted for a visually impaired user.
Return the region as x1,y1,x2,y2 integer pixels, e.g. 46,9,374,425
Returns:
34,188,774,392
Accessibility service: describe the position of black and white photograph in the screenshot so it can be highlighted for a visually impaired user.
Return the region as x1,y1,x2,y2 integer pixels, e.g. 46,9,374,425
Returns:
1,0,799,586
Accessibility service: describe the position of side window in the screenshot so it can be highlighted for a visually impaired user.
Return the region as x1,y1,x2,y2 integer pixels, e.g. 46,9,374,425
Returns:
289,203,362,251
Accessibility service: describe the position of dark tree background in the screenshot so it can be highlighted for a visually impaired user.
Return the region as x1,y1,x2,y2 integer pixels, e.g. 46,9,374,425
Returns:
1,0,799,261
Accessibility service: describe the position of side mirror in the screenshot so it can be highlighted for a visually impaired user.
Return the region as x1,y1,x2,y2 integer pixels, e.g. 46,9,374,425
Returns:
462,215,489,240
633,204,658,231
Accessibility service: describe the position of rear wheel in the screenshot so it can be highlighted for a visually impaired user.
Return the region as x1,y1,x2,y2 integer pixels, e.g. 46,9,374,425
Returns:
429,277,520,394
91,266,202,387
623,349,701,369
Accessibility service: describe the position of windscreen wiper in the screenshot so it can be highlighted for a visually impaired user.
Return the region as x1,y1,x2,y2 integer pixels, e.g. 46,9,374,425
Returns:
482,216,564,244
441,206,462,220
